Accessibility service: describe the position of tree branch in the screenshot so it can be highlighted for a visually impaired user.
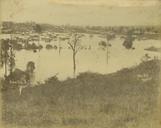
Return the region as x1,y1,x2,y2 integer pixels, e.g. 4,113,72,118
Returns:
67,41,74,51
75,46,81,54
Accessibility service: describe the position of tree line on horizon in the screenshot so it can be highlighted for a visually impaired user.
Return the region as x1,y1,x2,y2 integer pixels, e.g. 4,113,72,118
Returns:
1,21,161,36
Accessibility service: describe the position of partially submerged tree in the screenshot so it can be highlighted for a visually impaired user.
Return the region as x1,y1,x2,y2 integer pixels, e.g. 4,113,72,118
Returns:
105,34,115,64
123,35,135,49
67,33,82,77
100,33,115,64
58,37,62,55
33,24,42,51
99,40,107,50
123,30,135,49
46,44,53,50
34,24,42,34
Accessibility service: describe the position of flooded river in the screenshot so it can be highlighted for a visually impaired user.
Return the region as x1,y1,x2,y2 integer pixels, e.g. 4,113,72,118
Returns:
1,34,161,82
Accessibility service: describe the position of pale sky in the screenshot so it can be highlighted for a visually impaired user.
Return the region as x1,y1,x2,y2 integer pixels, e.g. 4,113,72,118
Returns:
0,0,161,26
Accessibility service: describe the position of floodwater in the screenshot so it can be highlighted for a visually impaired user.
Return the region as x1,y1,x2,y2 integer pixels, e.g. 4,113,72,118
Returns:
1,34,161,82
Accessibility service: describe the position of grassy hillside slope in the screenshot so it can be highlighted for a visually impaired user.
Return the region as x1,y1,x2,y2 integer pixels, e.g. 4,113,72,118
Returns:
1,59,161,128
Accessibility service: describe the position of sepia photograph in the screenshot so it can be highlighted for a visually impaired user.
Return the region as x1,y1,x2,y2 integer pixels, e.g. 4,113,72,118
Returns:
0,0,161,128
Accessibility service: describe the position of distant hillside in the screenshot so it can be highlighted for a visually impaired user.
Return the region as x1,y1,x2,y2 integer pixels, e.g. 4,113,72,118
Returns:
1,21,161,37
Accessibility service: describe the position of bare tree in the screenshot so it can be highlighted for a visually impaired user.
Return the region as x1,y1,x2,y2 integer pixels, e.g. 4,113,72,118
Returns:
58,37,62,55
67,33,82,77
105,34,115,64
99,33,115,64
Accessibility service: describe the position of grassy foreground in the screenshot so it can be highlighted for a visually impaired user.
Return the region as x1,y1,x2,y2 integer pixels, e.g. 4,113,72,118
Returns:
1,59,161,128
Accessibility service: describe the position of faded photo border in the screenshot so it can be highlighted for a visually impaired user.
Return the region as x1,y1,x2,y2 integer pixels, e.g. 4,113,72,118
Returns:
0,0,161,128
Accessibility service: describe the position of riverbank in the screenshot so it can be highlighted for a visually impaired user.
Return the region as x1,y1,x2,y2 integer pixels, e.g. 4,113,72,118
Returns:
1,59,161,128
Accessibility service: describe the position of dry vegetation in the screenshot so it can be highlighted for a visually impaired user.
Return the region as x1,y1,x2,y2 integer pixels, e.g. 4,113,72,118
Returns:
1,59,161,128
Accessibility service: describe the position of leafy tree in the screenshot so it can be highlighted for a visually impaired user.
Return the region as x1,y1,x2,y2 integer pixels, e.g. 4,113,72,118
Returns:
38,45,43,50
123,35,135,49
1,39,10,77
34,24,42,34
53,45,58,50
0,39,15,79
8,42,15,75
26,61,35,73
46,44,53,50
99,41,107,47
12,42,23,50
26,61,35,84
33,24,42,52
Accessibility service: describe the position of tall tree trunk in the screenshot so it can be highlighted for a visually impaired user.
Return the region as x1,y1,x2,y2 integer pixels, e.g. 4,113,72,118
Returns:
106,40,109,64
59,47,61,55
73,52,76,77
38,36,40,52
4,49,8,78
4,57,7,77
9,47,13,75
59,39,61,55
